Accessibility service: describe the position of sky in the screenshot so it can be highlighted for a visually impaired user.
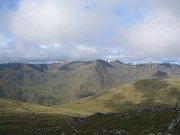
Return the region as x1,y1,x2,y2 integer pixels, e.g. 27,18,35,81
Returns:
0,0,180,63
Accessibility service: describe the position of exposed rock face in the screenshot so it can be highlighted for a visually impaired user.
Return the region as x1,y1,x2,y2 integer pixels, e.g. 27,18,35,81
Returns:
168,117,180,131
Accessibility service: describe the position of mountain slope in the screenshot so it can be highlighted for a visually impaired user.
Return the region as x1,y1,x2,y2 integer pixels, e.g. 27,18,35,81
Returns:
1,60,180,105
61,78,180,115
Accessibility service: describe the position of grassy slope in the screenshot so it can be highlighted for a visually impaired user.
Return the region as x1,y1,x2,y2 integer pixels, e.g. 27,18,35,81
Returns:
0,98,79,116
0,98,81,135
60,78,180,116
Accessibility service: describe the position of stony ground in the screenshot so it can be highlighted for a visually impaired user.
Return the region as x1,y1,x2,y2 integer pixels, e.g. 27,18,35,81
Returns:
1,106,179,135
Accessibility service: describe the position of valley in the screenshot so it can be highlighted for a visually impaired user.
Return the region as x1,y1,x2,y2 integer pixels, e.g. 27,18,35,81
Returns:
0,70,180,134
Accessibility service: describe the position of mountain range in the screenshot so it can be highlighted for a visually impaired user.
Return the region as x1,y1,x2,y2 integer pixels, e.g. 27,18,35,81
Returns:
0,59,180,106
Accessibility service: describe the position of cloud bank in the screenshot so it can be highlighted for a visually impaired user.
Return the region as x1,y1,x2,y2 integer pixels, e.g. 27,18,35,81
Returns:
0,0,180,63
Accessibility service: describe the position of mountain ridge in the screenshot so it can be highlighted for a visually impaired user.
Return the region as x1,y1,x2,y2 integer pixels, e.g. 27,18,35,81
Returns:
1,59,180,105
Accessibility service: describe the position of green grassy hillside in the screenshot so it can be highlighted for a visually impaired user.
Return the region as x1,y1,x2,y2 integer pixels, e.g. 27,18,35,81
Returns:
0,98,80,116
60,78,180,116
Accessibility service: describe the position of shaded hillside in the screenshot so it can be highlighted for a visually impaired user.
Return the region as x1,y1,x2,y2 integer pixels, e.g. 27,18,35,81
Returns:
73,108,180,135
0,60,180,105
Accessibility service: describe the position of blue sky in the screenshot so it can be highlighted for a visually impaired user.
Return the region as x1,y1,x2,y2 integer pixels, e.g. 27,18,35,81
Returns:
0,0,18,10
0,0,180,63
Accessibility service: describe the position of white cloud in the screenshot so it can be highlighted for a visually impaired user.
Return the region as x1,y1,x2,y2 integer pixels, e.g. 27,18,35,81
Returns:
0,0,180,63
0,35,98,62
119,1,180,59
73,45,97,58
7,0,111,43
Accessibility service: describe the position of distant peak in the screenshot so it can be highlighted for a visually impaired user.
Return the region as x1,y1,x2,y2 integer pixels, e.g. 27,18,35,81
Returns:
94,59,107,65
93,59,113,68
114,60,123,64
94,59,105,62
